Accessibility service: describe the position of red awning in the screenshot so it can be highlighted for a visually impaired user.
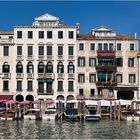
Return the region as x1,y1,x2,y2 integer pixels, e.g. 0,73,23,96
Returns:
0,95,13,101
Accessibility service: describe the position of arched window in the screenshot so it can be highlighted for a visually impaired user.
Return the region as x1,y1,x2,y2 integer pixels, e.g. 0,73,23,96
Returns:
46,62,53,73
38,62,44,73
2,62,10,73
16,62,23,73
57,62,64,73
68,62,75,73
27,62,34,73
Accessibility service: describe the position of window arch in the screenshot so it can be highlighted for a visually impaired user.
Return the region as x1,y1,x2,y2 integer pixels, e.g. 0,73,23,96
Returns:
2,62,10,73
57,62,64,73
68,62,75,73
38,62,44,73
16,62,23,73
46,62,53,73
27,62,34,73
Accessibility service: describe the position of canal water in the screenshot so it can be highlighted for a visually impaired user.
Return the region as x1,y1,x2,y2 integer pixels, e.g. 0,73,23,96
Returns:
0,119,140,139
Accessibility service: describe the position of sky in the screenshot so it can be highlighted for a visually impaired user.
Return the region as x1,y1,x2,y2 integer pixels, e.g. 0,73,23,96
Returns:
0,1,140,37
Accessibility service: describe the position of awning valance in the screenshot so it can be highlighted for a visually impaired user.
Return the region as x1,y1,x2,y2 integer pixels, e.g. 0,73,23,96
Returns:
0,95,13,101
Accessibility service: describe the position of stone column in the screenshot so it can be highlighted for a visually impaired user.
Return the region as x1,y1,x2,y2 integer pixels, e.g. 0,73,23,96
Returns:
114,90,117,100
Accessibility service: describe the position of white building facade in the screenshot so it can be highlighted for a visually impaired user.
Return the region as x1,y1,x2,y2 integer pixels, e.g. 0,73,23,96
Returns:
0,13,139,102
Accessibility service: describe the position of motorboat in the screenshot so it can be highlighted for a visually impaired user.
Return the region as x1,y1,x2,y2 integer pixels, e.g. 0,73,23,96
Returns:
24,109,42,120
84,100,101,121
42,108,58,121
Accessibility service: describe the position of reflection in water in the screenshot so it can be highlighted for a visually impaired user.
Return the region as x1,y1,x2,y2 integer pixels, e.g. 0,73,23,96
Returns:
0,119,139,139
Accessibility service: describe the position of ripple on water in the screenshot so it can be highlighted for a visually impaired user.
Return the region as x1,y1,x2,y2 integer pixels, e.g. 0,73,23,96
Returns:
0,119,140,139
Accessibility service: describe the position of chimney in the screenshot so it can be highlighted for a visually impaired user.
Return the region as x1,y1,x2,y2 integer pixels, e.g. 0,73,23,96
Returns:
76,22,80,34
134,33,137,39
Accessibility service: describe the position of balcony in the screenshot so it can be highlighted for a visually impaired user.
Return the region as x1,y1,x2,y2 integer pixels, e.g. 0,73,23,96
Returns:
16,73,24,79
68,73,75,79
96,65,117,72
47,55,53,60
57,55,64,60
46,73,55,79
77,95,86,100
58,73,64,79
0,38,14,44
97,51,115,57
37,89,54,95
68,55,75,60
2,73,11,79
38,73,44,79
27,73,34,79
27,55,34,61
38,55,45,61
96,81,117,87
16,55,24,61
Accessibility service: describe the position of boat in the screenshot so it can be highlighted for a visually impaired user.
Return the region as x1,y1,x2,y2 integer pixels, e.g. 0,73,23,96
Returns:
24,109,42,120
42,108,58,121
64,100,80,121
84,100,101,121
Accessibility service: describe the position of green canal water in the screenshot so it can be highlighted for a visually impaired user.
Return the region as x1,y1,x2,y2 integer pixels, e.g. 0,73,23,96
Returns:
0,119,140,139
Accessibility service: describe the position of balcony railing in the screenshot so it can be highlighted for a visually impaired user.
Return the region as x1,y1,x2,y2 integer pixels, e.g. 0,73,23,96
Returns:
37,89,54,95
47,55,53,60
2,73,11,79
27,73,34,79
27,55,34,61
0,38,14,44
46,73,55,79
57,55,64,60
68,73,75,79
16,55,24,61
68,55,75,60
96,65,117,71
96,81,117,87
97,51,115,57
38,73,44,79
58,73,64,79
16,73,24,79
38,55,45,60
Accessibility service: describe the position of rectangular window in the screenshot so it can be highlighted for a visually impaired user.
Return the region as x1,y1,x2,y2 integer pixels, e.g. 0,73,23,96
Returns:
130,43,134,51
68,31,74,39
38,46,44,55
46,83,52,93
90,89,95,96
17,46,22,55
104,43,108,51
68,46,73,55
28,46,33,56
28,31,33,39
78,74,85,83
3,46,9,56
27,81,33,91
89,74,96,83
38,82,44,93
79,43,84,50
17,81,22,91
17,31,22,38
39,31,44,39
58,46,63,55
58,81,63,91
47,31,52,39
109,43,113,50
68,81,74,91
117,43,121,51
58,31,63,39
3,81,9,91
47,46,52,55
116,58,123,67
89,58,96,66
78,57,85,67
79,89,83,96
116,74,122,83
90,43,95,51
98,43,102,51
128,58,134,67
129,74,135,83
